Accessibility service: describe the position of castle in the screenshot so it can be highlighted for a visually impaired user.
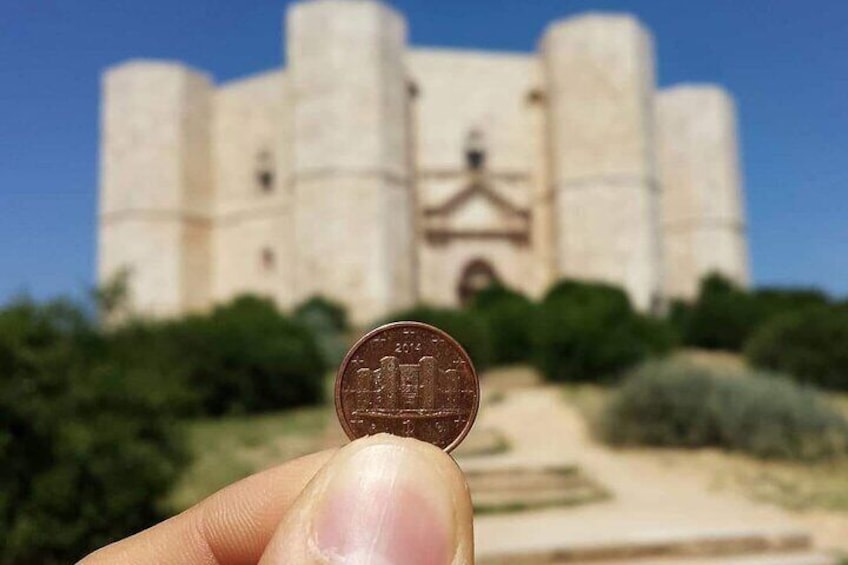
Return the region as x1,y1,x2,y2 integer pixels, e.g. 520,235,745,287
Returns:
345,355,473,446
351,356,464,414
99,0,749,324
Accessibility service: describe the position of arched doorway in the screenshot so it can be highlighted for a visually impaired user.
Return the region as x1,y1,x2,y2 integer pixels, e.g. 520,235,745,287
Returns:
457,259,500,305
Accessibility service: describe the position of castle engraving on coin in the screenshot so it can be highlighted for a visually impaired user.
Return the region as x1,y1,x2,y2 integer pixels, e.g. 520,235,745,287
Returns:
335,321,479,452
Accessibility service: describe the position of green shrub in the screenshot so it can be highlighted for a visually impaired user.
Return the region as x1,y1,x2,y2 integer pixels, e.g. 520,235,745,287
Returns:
293,296,350,368
602,359,848,461
753,287,829,319
680,273,759,351
107,295,327,416
100,320,199,413
0,299,188,563
469,284,535,365
168,296,327,415
382,305,493,370
532,280,673,383
293,295,349,333
746,306,848,391
674,274,831,352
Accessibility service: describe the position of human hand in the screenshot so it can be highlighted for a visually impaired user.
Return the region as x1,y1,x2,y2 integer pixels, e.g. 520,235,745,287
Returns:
80,433,475,564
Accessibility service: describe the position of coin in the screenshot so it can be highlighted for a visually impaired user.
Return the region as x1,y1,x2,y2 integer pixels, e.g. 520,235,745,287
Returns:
335,321,479,453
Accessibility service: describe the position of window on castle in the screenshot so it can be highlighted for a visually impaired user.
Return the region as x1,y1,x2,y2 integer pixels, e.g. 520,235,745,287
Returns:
258,170,274,192
526,88,545,105
261,247,275,272
465,129,486,171
256,150,275,193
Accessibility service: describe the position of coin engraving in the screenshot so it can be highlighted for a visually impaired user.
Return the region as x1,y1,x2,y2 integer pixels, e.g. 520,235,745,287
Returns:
335,321,479,452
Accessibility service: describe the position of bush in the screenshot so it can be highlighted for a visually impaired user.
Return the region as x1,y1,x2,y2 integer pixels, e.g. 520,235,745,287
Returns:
107,295,327,416
383,305,493,370
674,274,831,352
0,299,188,563
753,287,829,320
293,296,350,368
746,306,848,391
532,280,674,383
469,284,535,365
679,274,759,351
602,359,848,461
293,295,349,333
166,296,327,415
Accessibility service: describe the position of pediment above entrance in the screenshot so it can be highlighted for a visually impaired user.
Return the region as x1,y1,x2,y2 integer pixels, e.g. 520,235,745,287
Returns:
423,180,531,246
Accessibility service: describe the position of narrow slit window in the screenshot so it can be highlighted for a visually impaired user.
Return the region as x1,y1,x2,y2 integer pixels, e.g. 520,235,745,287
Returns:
261,247,275,272
256,150,275,193
465,129,486,171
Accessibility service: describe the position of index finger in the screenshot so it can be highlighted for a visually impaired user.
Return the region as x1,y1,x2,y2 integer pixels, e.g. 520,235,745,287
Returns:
79,449,335,565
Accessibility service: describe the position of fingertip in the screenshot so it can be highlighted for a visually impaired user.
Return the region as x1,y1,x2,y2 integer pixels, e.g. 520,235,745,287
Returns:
260,434,475,565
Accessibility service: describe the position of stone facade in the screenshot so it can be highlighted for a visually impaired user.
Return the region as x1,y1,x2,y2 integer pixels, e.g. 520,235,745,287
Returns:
657,85,750,300
99,0,750,324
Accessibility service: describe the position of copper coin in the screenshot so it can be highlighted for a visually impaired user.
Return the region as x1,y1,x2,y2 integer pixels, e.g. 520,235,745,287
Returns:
335,321,479,453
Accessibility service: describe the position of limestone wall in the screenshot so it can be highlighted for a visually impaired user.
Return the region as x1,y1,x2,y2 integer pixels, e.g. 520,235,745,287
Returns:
99,61,212,316
211,70,294,307
287,0,415,324
408,49,539,177
97,4,750,322
542,14,662,310
658,85,750,299
419,238,537,307
408,49,552,303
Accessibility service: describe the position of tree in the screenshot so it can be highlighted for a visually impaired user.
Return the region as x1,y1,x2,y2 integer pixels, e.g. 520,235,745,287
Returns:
0,299,188,563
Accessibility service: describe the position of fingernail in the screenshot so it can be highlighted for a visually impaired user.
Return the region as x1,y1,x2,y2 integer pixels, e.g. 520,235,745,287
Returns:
312,441,455,565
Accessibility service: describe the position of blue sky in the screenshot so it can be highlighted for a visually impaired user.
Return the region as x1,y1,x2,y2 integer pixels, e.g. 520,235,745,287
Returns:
1,0,846,303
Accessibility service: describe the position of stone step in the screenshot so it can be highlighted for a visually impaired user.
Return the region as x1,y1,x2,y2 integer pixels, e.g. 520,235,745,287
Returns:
476,527,815,564
474,484,608,514
586,551,836,565
463,463,609,514
453,427,510,458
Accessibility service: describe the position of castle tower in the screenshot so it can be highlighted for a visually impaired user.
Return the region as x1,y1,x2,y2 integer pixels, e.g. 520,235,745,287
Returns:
657,85,750,300
541,14,662,310
99,61,213,316
418,356,436,409
287,0,416,324
377,355,399,409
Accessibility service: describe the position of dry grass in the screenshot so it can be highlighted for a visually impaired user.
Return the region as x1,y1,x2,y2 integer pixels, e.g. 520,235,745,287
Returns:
644,448,848,513
833,393,848,416
670,348,750,372
560,383,609,435
481,365,544,393
166,406,330,512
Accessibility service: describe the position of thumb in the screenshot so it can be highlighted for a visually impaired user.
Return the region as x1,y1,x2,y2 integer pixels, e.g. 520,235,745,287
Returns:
258,433,475,565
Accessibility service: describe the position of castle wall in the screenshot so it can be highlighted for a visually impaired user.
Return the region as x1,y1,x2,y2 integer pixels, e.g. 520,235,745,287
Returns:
408,49,538,176
98,4,750,322
288,0,415,324
542,14,662,311
419,238,537,306
211,70,294,307
658,85,750,300
408,49,550,304
99,61,212,316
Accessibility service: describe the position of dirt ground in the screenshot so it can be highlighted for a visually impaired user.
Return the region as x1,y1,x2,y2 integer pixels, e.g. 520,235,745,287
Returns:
472,368,848,557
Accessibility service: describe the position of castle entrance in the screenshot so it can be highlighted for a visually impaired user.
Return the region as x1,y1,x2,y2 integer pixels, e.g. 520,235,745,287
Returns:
457,258,500,305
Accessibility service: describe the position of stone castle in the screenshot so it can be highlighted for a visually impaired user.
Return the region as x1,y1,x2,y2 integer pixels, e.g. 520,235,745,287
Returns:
99,0,749,324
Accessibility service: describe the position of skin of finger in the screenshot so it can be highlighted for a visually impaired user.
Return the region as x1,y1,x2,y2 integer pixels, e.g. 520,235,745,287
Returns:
79,449,336,565
258,434,475,565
